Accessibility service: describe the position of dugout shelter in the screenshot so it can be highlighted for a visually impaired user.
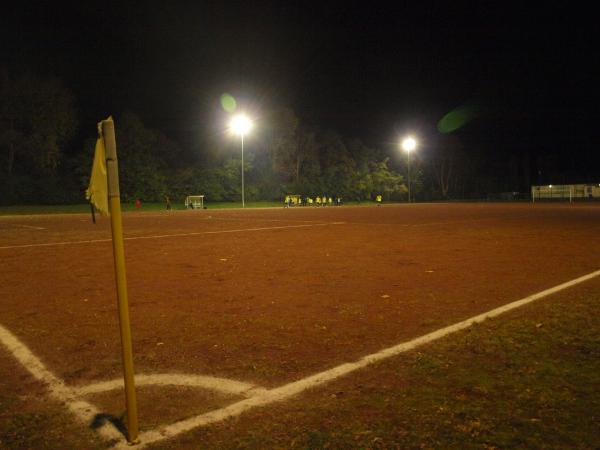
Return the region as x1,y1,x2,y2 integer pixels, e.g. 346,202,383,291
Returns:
531,183,600,202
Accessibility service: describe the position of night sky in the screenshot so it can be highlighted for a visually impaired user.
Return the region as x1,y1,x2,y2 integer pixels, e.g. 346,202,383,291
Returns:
3,2,599,181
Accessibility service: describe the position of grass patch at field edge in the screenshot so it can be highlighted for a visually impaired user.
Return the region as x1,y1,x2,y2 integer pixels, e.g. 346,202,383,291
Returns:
153,284,600,450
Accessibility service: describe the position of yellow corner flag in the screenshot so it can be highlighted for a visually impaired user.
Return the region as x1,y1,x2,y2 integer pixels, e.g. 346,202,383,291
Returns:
85,120,110,215
87,117,140,444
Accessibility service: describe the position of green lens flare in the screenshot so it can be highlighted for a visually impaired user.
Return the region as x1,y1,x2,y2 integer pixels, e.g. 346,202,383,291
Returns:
437,103,478,133
220,93,237,113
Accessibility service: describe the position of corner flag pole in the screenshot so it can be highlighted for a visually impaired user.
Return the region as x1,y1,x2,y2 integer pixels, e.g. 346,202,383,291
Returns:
102,118,140,445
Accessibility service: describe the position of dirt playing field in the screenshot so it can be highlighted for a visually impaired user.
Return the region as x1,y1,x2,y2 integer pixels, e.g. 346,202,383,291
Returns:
1,202,599,447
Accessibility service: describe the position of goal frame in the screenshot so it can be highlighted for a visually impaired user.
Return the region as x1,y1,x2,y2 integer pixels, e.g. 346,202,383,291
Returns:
185,195,205,209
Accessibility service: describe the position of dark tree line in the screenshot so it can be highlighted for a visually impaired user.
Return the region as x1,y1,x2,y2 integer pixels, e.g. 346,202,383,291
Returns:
1,71,549,206
0,72,407,205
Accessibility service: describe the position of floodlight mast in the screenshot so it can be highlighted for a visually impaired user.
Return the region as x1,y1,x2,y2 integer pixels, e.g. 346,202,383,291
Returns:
401,137,417,202
230,115,253,208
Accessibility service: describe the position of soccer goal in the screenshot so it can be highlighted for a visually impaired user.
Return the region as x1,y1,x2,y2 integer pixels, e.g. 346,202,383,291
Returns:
185,195,205,209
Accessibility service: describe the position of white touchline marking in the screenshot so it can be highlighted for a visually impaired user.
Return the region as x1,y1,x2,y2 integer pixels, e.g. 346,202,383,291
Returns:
0,238,111,250
0,222,346,250
0,324,122,442
124,222,346,242
15,224,47,230
339,218,497,227
202,216,326,224
72,374,267,397
112,268,600,449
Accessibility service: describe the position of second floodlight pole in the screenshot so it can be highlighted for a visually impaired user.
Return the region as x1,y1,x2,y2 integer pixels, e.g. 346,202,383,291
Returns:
241,133,245,208
407,149,411,202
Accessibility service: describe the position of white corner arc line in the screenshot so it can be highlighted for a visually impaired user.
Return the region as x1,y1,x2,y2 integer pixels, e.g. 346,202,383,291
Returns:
0,222,345,250
72,374,266,397
0,324,122,441
120,268,600,449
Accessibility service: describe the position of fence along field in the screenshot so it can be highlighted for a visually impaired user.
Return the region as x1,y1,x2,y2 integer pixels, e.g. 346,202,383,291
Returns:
1,203,599,447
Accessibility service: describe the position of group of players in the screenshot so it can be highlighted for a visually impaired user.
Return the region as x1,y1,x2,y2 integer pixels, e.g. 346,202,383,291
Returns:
284,195,342,207
284,194,384,207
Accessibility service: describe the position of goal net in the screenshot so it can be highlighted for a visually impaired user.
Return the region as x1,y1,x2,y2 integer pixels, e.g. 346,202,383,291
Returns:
185,195,205,209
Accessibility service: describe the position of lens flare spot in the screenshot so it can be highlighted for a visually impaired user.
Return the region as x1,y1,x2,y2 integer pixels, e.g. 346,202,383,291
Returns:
437,103,479,133
220,93,237,113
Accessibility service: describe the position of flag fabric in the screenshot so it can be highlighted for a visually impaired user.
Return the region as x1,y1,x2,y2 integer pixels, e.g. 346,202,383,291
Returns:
85,119,110,215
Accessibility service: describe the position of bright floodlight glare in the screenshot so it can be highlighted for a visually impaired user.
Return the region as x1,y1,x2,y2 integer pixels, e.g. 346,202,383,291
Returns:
230,114,252,136
402,136,417,152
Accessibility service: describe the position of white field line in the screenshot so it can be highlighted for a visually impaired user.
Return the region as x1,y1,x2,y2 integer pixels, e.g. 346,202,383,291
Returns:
202,216,326,224
72,374,267,397
2,268,599,448
0,222,345,250
123,214,324,223
117,268,600,449
338,217,498,227
15,224,47,230
0,324,122,442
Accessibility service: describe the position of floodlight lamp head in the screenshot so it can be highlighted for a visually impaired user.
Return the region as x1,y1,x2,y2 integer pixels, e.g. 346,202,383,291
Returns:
402,136,417,152
230,114,252,136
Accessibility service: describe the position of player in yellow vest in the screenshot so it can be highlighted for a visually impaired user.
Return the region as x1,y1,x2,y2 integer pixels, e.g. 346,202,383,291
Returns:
328,197,333,206
316,196,321,205
308,197,313,205
321,196,327,206
376,194,382,206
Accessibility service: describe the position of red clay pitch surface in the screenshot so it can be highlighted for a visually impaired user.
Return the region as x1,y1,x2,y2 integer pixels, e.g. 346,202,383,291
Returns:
1,203,599,390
